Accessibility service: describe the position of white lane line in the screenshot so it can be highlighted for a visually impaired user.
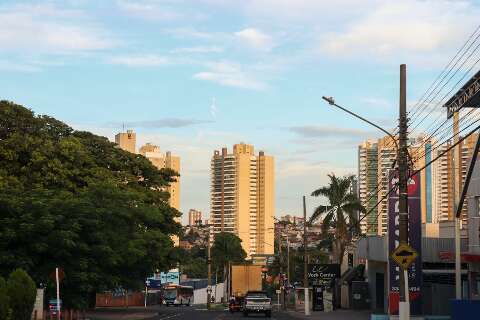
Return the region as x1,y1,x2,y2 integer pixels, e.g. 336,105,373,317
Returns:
157,313,182,320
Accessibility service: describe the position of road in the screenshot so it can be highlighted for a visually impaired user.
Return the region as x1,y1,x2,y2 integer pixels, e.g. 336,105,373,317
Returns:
152,306,299,320
87,305,371,320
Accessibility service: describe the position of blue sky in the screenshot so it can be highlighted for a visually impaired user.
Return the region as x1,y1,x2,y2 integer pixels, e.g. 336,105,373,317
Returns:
1,0,479,223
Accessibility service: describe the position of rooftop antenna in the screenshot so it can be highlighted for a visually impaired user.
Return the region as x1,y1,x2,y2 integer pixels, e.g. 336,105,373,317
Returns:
122,122,125,132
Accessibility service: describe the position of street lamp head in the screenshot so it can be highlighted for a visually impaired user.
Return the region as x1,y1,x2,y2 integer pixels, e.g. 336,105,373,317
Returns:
322,96,335,105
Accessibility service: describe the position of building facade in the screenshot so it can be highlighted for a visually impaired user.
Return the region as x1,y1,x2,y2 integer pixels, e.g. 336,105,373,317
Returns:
115,130,136,153
358,140,379,235
139,143,181,212
188,209,202,226
210,143,274,257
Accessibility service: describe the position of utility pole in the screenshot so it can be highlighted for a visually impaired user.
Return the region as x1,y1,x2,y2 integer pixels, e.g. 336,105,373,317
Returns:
207,226,212,309
303,196,310,316
453,111,462,300
278,227,284,309
287,235,290,288
398,64,410,320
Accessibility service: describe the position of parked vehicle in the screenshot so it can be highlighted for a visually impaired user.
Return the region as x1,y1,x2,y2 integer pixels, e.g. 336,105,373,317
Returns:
242,291,272,318
163,285,194,306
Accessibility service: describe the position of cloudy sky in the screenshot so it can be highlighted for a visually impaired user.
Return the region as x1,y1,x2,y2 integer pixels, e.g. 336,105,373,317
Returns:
1,0,479,223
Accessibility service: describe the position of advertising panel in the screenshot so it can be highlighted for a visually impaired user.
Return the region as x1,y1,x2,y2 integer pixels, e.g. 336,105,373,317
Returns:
388,170,422,315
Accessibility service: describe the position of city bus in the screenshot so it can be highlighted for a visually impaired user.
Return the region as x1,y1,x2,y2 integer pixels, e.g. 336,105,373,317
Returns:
163,285,194,306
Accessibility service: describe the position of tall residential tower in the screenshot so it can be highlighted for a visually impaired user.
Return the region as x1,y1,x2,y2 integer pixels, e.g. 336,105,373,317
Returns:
210,143,274,257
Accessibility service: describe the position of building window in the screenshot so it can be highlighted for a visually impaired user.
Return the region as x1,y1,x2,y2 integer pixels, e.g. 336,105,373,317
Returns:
475,197,480,216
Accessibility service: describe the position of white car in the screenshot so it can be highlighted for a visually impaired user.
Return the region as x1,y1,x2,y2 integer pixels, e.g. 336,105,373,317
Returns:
243,291,272,318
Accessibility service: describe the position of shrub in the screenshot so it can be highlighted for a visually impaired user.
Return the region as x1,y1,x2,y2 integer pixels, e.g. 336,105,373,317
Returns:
7,269,36,320
0,276,11,320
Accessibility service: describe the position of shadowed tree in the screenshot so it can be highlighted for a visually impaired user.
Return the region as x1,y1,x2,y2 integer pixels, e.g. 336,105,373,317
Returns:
310,174,365,265
211,232,246,282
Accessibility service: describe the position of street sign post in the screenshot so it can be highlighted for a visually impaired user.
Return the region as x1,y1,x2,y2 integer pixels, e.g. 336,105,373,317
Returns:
391,243,418,270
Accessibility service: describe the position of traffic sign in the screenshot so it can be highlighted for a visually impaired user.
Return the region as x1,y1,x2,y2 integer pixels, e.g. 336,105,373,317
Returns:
391,243,418,269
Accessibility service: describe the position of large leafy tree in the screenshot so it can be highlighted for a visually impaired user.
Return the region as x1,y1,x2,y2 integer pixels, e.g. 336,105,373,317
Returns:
0,101,181,308
310,174,365,265
211,232,246,281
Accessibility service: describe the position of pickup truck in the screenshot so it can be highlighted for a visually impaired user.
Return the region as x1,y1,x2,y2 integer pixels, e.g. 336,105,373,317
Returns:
242,291,272,318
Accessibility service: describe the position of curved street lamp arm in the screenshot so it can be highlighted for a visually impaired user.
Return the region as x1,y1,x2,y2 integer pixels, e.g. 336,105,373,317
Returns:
322,96,399,152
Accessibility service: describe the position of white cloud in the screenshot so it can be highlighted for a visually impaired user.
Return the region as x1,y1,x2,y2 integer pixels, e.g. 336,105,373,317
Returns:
117,0,206,21
320,1,479,62
0,3,114,54
0,60,41,73
108,54,169,67
193,61,268,90
210,97,217,118
235,28,274,51
117,0,183,21
171,46,224,54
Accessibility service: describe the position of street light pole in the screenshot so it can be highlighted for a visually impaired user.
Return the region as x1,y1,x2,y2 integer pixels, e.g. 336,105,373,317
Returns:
398,64,410,320
322,96,399,152
303,196,310,316
207,225,212,309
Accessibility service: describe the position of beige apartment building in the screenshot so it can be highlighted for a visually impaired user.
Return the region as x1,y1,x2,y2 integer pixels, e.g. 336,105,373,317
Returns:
188,209,202,226
139,143,181,212
115,130,136,153
432,134,478,225
210,143,274,258
376,136,397,235
114,131,181,245
358,140,379,235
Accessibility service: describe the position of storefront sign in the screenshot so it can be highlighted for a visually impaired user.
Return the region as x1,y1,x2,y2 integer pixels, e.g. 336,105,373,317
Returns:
307,264,340,286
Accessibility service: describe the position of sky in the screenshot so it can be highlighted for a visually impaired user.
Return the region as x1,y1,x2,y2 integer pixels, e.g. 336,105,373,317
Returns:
1,0,479,224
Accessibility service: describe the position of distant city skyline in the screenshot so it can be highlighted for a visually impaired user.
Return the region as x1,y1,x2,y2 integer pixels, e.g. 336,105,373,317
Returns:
2,0,479,222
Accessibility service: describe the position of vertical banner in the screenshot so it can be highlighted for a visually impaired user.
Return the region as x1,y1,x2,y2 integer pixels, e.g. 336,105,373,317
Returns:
388,170,422,315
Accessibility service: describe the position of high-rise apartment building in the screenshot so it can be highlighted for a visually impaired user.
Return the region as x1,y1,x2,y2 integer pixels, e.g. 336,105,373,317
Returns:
139,143,181,211
210,143,274,258
188,209,202,226
432,134,478,226
115,130,136,153
376,136,397,235
358,133,478,235
358,140,379,235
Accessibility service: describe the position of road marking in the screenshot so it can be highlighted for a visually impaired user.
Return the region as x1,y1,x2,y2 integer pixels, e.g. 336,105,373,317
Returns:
157,313,182,320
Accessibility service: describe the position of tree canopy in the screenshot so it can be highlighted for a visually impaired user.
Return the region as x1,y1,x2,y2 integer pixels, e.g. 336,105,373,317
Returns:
0,100,181,308
211,232,246,280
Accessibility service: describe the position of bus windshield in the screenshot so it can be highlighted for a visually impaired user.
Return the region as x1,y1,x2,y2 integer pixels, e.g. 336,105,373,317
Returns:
164,288,177,299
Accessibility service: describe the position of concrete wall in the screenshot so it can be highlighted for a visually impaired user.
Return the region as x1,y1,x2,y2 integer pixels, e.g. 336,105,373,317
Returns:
193,283,224,304
366,260,388,314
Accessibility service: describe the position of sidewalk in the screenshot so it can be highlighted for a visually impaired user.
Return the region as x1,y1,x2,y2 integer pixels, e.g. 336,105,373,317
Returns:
286,309,371,320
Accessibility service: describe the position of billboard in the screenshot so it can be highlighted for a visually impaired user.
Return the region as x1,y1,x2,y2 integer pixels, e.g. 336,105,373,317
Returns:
160,271,180,285
388,170,422,315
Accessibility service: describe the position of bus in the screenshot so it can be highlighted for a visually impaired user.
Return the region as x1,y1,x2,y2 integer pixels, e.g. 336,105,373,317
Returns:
163,285,194,306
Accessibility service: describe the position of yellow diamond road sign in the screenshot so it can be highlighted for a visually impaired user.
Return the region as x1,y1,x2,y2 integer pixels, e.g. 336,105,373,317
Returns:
391,243,418,269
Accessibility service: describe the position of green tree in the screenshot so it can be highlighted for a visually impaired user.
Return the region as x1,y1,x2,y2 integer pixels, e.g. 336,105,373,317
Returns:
310,174,365,264
211,232,246,281
0,276,11,320
0,101,181,308
7,269,36,320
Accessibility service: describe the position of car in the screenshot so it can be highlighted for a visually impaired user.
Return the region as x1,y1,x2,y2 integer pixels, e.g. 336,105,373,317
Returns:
242,291,272,318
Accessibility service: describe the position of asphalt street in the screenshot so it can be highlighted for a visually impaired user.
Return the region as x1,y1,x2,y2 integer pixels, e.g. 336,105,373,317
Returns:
153,306,299,320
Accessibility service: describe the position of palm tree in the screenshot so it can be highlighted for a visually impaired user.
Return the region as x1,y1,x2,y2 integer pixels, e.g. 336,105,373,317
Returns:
310,174,365,265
